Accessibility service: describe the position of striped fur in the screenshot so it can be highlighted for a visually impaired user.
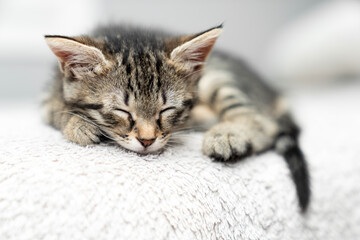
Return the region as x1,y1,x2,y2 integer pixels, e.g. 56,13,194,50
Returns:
43,24,310,211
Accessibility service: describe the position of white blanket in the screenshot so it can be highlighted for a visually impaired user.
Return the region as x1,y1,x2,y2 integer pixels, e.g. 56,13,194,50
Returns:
1,83,359,240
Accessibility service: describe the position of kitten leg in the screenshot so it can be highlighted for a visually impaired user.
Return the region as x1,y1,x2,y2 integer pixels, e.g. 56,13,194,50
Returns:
202,112,278,161
199,71,279,161
42,99,101,146
61,115,100,146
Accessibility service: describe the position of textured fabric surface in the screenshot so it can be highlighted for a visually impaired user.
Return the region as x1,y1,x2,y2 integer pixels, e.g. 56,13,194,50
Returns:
0,83,359,240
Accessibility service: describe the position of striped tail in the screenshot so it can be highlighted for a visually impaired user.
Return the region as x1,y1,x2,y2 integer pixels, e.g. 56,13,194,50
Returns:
275,115,310,212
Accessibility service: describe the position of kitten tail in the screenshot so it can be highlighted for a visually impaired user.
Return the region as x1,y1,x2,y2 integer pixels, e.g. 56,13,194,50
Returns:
275,116,310,212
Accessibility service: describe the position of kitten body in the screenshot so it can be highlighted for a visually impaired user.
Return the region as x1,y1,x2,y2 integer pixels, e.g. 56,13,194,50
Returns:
43,24,310,211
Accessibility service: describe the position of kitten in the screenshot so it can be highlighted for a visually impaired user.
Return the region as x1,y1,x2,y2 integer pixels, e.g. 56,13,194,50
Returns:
43,24,310,211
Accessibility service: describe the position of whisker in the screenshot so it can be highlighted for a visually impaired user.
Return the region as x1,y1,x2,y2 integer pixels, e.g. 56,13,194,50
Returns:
172,127,196,132
171,130,195,136
54,110,102,127
54,110,118,143
169,134,192,139
99,131,118,142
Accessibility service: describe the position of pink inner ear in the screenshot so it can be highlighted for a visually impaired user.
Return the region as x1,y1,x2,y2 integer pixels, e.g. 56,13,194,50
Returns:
52,48,73,62
46,37,110,78
189,38,217,62
52,48,93,70
51,49,75,72
170,28,221,71
185,38,217,71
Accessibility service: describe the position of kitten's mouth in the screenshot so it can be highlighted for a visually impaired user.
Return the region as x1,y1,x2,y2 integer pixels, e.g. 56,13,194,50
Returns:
115,138,168,155
121,145,165,156
135,147,165,155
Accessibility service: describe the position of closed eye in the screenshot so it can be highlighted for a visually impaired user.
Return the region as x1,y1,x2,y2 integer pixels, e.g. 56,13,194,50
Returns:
160,107,176,115
159,107,176,121
114,108,133,119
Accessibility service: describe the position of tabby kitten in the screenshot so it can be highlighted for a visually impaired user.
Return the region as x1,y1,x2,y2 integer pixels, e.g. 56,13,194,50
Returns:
43,24,310,211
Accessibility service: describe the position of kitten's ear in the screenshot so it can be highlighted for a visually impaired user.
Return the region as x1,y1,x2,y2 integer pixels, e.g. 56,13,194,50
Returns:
45,35,111,79
168,25,222,71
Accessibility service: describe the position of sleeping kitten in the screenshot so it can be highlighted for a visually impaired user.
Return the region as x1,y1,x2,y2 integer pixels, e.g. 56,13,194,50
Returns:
43,24,310,211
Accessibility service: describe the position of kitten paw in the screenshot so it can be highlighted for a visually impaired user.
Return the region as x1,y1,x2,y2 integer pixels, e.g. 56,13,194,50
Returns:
63,116,101,146
202,121,274,161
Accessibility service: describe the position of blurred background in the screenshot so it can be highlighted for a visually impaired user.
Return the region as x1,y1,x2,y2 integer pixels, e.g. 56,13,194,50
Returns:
1,0,360,102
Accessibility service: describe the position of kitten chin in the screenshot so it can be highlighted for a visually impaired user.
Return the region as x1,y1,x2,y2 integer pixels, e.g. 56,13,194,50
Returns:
115,137,169,154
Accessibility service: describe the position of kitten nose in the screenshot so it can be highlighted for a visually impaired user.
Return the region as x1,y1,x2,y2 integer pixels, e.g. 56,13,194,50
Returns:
136,137,156,148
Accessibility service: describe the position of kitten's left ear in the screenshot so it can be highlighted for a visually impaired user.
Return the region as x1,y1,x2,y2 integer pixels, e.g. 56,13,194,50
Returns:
168,25,222,71
45,35,111,79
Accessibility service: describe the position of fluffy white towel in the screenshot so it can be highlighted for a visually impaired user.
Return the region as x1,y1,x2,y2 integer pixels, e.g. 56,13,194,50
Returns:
0,83,359,240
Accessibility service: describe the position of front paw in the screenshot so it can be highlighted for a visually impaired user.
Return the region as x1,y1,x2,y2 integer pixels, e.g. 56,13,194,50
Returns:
202,122,273,161
63,116,101,146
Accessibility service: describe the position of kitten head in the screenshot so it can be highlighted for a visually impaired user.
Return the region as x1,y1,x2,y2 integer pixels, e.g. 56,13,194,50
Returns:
45,25,222,153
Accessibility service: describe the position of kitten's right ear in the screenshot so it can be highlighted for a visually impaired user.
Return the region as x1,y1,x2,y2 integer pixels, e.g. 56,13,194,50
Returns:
45,35,111,79
167,25,222,72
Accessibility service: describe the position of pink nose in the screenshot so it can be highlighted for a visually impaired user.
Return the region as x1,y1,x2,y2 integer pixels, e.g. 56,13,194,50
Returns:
136,138,156,148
